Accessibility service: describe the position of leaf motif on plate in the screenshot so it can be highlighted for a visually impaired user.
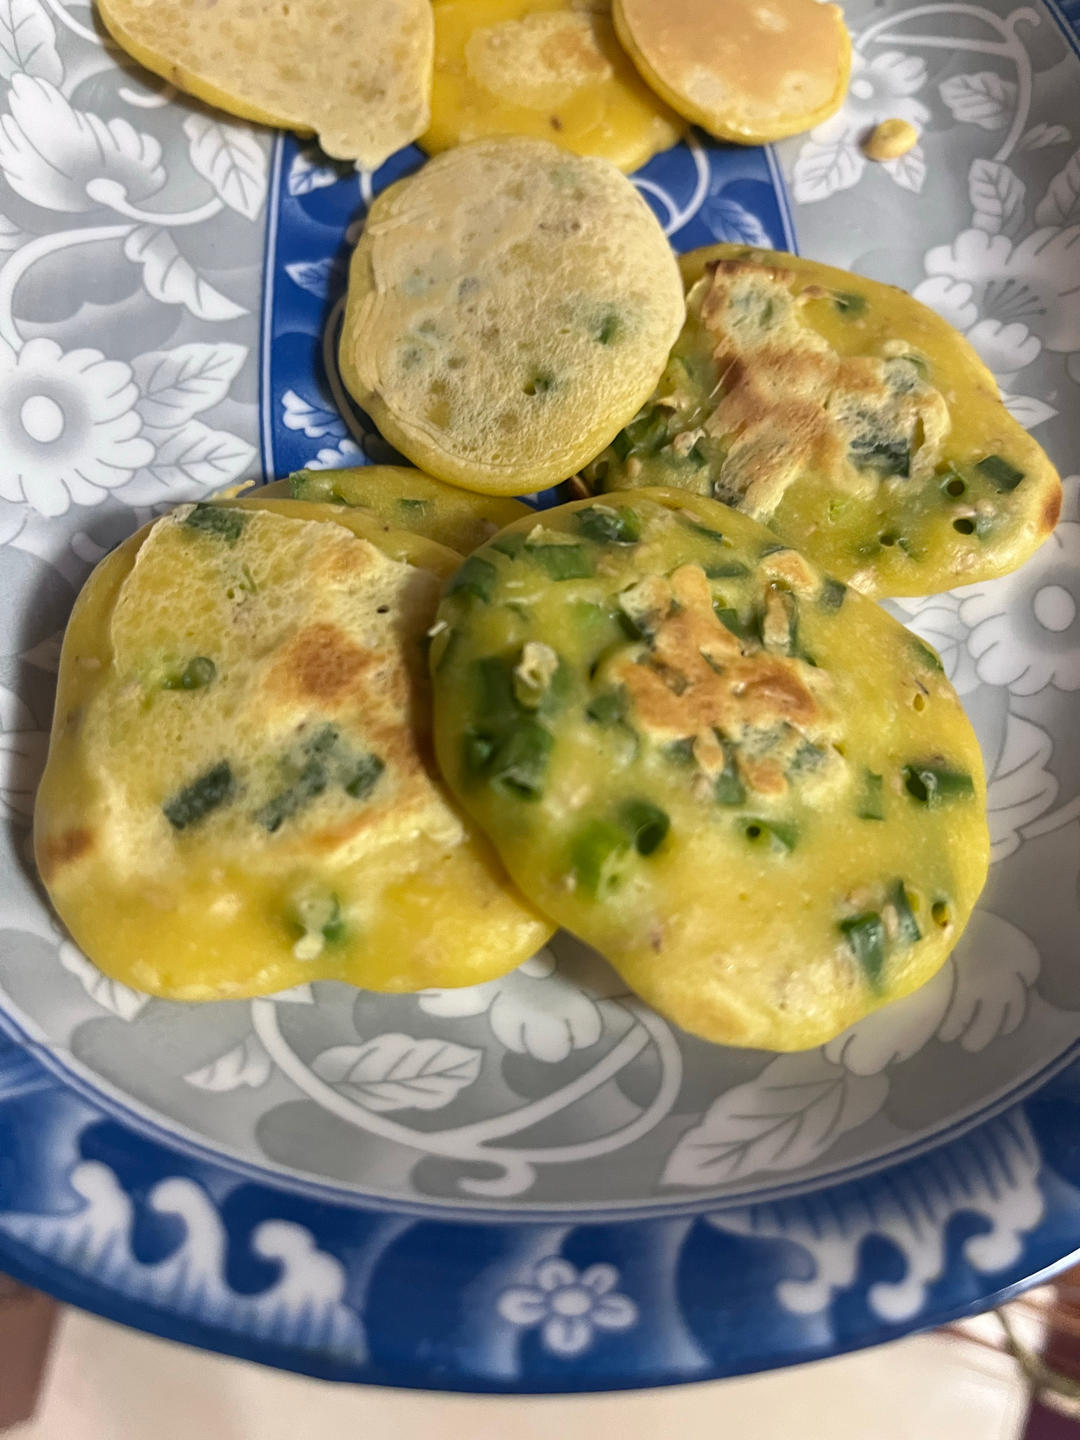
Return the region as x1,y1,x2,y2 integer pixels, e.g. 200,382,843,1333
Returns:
132,343,248,429
882,144,926,195
939,72,1017,130
131,419,256,496
312,1034,483,1112
703,195,773,247
0,211,25,253
968,158,1025,236
20,631,62,674
987,714,1058,863
825,961,956,1075
1001,392,1057,428
0,682,34,730
790,139,864,204
287,145,343,197
0,76,164,213
59,941,149,1022
0,0,62,85
281,387,347,440
0,728,47,819
1035,148,1080,227
284,258,347,301
1018,123,1070,153
184,1032,272,1092
182,113,267,221
938,912,1040,1052
661,1050,889,1187
123,227,247,321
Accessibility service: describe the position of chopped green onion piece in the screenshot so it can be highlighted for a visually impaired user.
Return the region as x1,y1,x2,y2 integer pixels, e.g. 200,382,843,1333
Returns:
164,761,235,831
164,656,216,691
681,518,727,543
902,763,975,806
759,542,789,558
448,555,497,602
575,505,641,544
840,912,886,987
740,817,797,853
255,757,328,832
530,544,594,580
976,454,1025,492
890,880,921,945
344,753,384,799
832,291,867,317
596,310,620,345
705,561,749,579
184,504,245,544
570,819,630,898
492,531,527,558
488,721,553,800
912,638,944,673
856,770,885,821
525,371,555,395
819,578,847,612
618,799,669,856
714,605,761,644
585,688,627,725
714,747,746,806
398,497,428,514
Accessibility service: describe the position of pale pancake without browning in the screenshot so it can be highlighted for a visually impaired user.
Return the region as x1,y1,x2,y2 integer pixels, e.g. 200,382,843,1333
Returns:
613,0,850,144
339,137,686,495
589,245,1063,597
422,0,682,172
256,466,531,554
35,499,552,1001
96,0,433,166
431,489,988,1051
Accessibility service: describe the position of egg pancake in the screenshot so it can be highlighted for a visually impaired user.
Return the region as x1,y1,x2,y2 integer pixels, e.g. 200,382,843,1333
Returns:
431,489,988,1050
96,0,433,167
612,0,850,144
339,137,686,495
590,245,1063,598
257,466,531,554
422,0,682,172
35,499,552,1001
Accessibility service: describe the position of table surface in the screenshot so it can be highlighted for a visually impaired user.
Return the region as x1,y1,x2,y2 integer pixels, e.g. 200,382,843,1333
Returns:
7,1306,1031,1440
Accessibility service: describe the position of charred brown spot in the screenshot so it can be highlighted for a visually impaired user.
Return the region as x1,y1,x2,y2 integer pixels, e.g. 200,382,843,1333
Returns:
38,827,93,879
273,623,372,704
1042,484,1062,534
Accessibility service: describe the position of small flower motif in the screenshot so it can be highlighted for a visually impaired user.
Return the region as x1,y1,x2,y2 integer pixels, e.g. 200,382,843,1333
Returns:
496,1258,637,1356
914,228,1080,380
793,50,929,202
0,338,154,517
959,520,1080,694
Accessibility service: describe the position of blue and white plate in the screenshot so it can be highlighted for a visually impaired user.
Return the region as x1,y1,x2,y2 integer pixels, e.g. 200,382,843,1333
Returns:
0,0,1079,1392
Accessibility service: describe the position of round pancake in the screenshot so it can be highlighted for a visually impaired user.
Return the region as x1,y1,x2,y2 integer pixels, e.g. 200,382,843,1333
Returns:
613,0,850,144
339,137,686,495
35,499,552,1002
96,0,433,167
431,489,989,1051
422,0,682,172
256,466,531,554
589,245,1063,598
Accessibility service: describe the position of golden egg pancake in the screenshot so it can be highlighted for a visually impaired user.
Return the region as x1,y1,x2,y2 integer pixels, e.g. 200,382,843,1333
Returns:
422,0,682,172
257,466,531,554
590,245,1063,598
96,0,433,167
431,489,988,1051
35,499,552,1001
339,137,686,495
612,0,850,144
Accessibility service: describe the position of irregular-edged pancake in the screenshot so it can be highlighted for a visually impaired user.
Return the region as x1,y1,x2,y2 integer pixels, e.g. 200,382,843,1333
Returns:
35,499,552,1001
422,0,682,172
339,137,685,495
257,466,531,554
96,0,433,167
431,489,988,1050
612,0,850,143
589,245,1063,597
